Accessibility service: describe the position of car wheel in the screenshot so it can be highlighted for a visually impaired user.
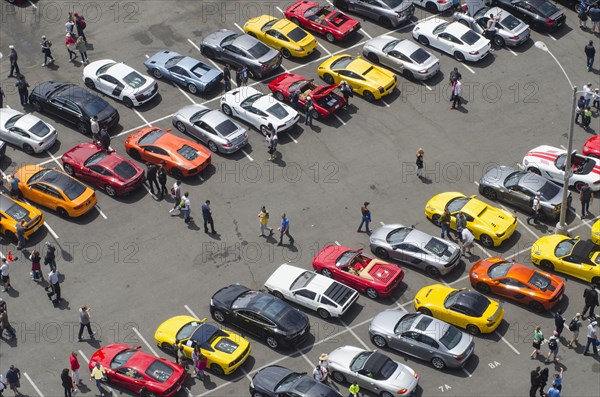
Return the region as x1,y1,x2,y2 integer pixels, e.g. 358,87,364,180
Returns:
431,357,446,370
222,104,232,116
363,90,375,102
202,47,215,59
77,122,88,134
482,187,497,200
418,36,430,46
540,260,554,272
311,110,320,120
372,334,387,348
454,51,465,62
187,83,198,94
321,268,333,278
274,91,285,102
4,231,16,244
425,2,438,12
366,52,379,64
105,185,117,197
252,392,265,397
271,290,284,300
527,167,541,175
457,19,469,28
418,307,432,316
431,214,441,226
152,68,163,79
123,97,134,108
63,163,74,176
207,141,219,154
281,48,292,59
322,73,334,84
374,247,389,260
335,0,348,12
170,168,184,180
426,266,441,278
379,16,393,28
529,301,545,313
266,336,279,349
493,35,505,48
380,391,394,397
317,308,330,319
466,324,480,335
574,181,586,192
332,371,346,383
212,310,226,323
210,364,224,376
476,282,491,294
160,342,176,354
366,287,379,299
22,144,34,155
175,121,186,133
57,207,69,218
31,99,42,112
128,149,141,160
479,234,494,247
402,69,414,80
325,32,336,43
84,78,95,89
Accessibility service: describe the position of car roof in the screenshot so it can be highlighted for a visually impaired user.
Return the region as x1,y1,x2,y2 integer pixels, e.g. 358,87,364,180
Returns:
234,34,260,50
199,109,229,126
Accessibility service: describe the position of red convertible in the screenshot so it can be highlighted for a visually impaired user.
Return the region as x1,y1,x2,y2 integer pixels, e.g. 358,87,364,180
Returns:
268,73,346,119
313,245,404,299
89,344,186,397
61,143,145,197
284,0,361,42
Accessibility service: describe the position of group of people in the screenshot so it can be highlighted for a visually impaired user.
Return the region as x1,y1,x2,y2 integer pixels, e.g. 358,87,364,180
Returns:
578,2,600,33
575,82,599,130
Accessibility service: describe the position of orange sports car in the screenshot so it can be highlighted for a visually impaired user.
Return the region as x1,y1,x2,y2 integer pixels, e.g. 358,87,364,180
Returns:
13,165,97,218
469,257,564,312
124,127,211,179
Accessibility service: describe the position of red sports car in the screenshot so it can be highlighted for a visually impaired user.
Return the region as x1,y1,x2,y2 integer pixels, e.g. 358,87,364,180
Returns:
469,257,564,312
284,0,361,42
61,143,145,197
89,344,186,397
268,73,346,119
312,245,404,299
583,135,600,158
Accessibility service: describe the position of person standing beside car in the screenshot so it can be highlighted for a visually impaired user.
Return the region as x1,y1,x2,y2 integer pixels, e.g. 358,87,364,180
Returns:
526,192,542,225
579,182,593,218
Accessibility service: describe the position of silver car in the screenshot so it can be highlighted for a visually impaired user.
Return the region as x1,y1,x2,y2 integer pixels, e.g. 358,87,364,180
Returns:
334,0,415,28
479,165,571,222
200,29,282,79
453,6,530,47
327,346,418,397
362,36,440,80
369,224,461,277
172,104,248,154
0,108,57,154
368,309,474,370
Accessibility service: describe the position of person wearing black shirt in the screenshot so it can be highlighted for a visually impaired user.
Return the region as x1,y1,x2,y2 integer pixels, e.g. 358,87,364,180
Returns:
530,367,540,397
146,164,158,195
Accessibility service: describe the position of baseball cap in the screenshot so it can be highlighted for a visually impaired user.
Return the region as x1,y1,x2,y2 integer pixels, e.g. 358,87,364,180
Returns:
9,45,14,49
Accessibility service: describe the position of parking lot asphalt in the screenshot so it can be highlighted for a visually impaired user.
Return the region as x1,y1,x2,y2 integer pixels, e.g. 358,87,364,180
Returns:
1,1,599,397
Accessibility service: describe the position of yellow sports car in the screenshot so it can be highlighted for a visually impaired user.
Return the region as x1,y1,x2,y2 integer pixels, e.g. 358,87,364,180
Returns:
592,220,600,245
425,192,517,247
243,15,318,58
0,193,45,240
154,315,251,375
317,54,397,102
531,234,600,285
414,284,504,335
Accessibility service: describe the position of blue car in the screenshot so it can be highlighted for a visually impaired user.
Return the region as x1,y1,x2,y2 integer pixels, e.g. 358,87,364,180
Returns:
144,50,223,94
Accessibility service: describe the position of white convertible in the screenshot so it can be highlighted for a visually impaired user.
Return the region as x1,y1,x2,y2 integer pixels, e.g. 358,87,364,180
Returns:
523,145,600,192
264,263,359,319
220,87,299,135
412,20,490,62
83,60,159,107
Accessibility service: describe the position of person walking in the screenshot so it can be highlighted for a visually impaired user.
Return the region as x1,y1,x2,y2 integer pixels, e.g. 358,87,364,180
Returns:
181,192,191,223
440,208,451,239
579,182,593,218
579,2,589,28
340,81,353,108
65,17,75,34
74,12,87,42
304,96,314,126
529,367,540,397
583,82,593,108
76,36,88,64
146,163,158,196
585,40,595,71
553,368,563,392
98,125,111,150
1,258,11,292
157,163,168,199
170,180,182,214
266,128,278,161
61,368,73,397
582,284,599,319
235,67,242,87
277,213,294,246
290,90,299,110
241,66,249,85
15,75,29,107
459,227,474,257
201,200,215,234
65,33,77,63
78,305,95,341
526,192,542,225
5,366,20,396
0,86,5,108
8,176,20,199
450,78,462,109
312,365,325,383
537,367,549,397
530,325,544,359
357,202,371,233
449,67,462,86
8,46,19,78
44,242,57,271
547,382,561,397
553,309,566,337
590,4,600,33
90,362,107,397
48,268,61,303
70,352,82,386
416,148,424,179
545,330,560,363
348,380,360,397
40,36,55,67
15,221,26,250
29,250,42,281
223,64,232,92
258,206,273,237
568,313,583,348
0,309,17,340
583,320,598,355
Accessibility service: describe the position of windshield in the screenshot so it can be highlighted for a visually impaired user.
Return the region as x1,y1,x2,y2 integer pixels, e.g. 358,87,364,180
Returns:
394,313,418,334
288,80,307,92
555,240,575,257
139,128,165,145
177,145,200,161
176,322,199,340
500,15,521,30
291,271,316,290
84,151,108,166
447,197,469,213
110,349,136,369
488,261,514,278
274,373,303,393
83,97,109,116
221,34,240,47
247,42,270,59
410,48,431,64
439,325,462,349
386,228,411,244
190,109,211,123
433,22,450,35
214,119,239,137
123,72,147,89
538,182,560,201
145,360,174,383
288,27,308,42
97,62,117,75
5,114,23,128
424,238,448,257
241,94,262,108
528,272,551,291
461,30,481,45
349,351,370,371
29,121,51,137
266,103,289,119
331,56,354,69
165,56,184,68
191,63,212,78
383,40,401,53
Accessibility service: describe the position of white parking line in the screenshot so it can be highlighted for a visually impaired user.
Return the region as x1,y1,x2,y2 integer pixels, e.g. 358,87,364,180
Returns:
94,205,108,220
560,144,566,150
381,98,391,107
171,82,197,104
45,150,63,170
495,330,520,355
116,113,175,138
333,113,346,126
45,222,59,240
23,373,44,397
133,109,152,127
462,64,476,74
421,82,433,91
334,241,341,246
240,149,254,161
396,300,413,310
132,327,160,356
234,22,244,33
474,242,492,258
546,33,557,41
78,350,90,362
142,184,158,199
286,130,299,143
27,0,37,9
185,304,199,318
568,214,599,232
37,158,56,166
448,274,469,286
340,319,370,350
295,347,316,367
461,367,473,377
318,42,332,56
360,28,373,40
506,245,532,261
240,367,253,382
567,207,594,230
506,47,518,57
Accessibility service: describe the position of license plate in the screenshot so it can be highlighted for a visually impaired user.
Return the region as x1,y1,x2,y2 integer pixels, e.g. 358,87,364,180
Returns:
299,329,305,336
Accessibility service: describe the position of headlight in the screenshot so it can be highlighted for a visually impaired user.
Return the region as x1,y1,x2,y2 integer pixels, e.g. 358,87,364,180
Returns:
472,273,478,279
295,47,304,52
496,232,505,237
533,251,541,256
415,298,421,304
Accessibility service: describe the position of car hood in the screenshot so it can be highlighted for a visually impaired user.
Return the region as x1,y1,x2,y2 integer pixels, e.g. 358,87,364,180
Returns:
369,224,397,247
252,366,294,392
415,284,452,305
370,309,408,334
265,264,307,290
349,57,395,86
202,29,238,47
154,315,198,344
144,50,180,67
328,345,364,368
364,35,396,52
0,108,23,129
62,143,101,164
480,165,516,187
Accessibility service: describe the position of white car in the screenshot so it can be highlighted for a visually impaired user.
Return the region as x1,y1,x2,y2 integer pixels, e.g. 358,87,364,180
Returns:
83,60,159,107
408,0,453,12
328,346,419,397
220,87,300,135
0,108,57,154
264,263,359,319
412,20,490,62
523,145,600,192
362,36,440,81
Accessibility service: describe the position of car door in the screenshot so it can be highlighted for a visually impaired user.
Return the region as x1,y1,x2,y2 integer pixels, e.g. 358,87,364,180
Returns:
472,17,487,35
166,65,190,87
447,303,470,329
495,278,528,301
96,74,119,97
140,145,170,165
62,99,84,125
398,331,431,360
355,367,379,391
290,288,318,312
191,120,210,144
336,70,365,92
510,186,533,213
81,164,110,188
357,0,379,19
263,29,287,50
246,106,270,129
47,97,72,121
391,243,424,267
558,253,585,278
0,125,24,146
222,45,244,68
113,367,144,392
436,32,457,54
232,309,263,337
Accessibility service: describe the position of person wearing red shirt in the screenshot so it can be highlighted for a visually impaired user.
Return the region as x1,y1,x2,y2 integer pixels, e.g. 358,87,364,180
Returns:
70,352,81,386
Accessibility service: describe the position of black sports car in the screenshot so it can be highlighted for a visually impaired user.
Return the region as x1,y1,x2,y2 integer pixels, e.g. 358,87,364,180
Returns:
29,81,119,134
492,0,565,31
210,284,310,350
249,365,341,397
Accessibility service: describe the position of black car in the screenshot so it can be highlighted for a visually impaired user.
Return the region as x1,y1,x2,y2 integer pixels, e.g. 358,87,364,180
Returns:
29,81,120,134
493,0,566,31
0,140,6,159
210,284,310,350
250,365,341,397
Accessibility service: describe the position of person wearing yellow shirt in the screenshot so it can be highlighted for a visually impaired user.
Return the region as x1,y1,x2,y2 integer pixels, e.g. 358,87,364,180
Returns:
348,380,360,397
90,362,107,397
258,206,273,237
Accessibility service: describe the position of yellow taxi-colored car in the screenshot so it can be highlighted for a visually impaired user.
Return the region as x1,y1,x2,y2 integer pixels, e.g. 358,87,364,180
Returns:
414,284,504,335
243,15,318,58
425,192,517,247
531,234,600,286
317,54,397,102
592,220,600,245
13,165,97,218
154,315,251,375
0,193,45,240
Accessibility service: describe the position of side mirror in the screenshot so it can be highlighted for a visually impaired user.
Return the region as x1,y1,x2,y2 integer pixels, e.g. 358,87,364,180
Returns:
166,128,172,133
135,345,142,350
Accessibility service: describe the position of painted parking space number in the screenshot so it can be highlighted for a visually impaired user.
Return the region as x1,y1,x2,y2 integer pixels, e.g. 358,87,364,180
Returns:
489,361,501,369
439,385,451,392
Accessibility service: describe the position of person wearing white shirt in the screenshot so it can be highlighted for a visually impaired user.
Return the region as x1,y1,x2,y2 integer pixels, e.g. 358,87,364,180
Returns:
459,227,474,256
48,269,61,301
1,258,11,292
90,115,100,140
583,83,593,108
584,321,598,355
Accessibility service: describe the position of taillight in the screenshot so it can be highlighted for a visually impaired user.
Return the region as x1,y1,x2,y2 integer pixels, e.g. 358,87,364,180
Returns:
419,69,428,74
261,63,268,71
594,180,600,185
455,354,464,361
396,12,404,19
378,86,384,93
396,389,408,395
469,51,479,55
74,204,83,210
222,142,232,148
437,0,447,3
545,18,555,26
135,93,145,101
509,36,519,40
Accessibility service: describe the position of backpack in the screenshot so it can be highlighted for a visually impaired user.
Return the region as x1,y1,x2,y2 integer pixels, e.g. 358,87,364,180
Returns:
77,17,86,29
568,318,578,332
548,338,557,350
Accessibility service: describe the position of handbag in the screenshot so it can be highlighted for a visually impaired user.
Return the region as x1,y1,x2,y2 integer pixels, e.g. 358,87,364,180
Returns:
532,341,541,349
